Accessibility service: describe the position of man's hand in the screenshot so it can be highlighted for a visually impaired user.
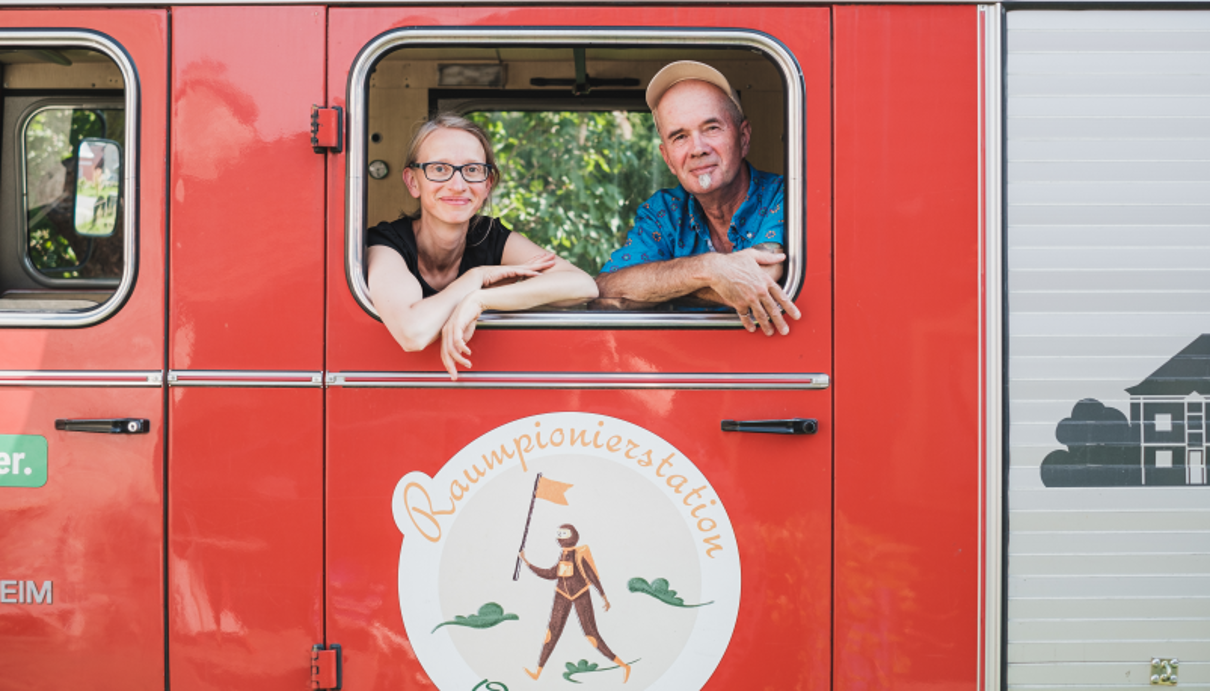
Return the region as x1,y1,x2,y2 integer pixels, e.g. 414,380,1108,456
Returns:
594,243,801,334
705,249,801,335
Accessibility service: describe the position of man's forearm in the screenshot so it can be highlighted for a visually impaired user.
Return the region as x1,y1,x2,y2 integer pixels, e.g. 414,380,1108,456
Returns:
594,245,799,334
595,254,717,303
685,255,785,306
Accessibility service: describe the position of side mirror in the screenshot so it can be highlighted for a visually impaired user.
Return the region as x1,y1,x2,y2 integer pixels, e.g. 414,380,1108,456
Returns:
72,137,121,238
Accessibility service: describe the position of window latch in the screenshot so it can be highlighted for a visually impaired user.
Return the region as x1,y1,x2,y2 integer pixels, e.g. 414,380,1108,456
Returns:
311,105,343,154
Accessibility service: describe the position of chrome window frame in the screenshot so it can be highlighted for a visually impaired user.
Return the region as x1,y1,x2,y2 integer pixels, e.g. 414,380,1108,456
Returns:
346,28,805,328
0,30,139,328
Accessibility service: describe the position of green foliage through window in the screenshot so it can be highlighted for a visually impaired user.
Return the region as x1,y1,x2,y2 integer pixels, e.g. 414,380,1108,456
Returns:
468,110,676,275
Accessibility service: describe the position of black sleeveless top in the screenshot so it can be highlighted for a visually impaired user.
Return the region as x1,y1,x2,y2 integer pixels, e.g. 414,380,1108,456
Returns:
366,216,512,297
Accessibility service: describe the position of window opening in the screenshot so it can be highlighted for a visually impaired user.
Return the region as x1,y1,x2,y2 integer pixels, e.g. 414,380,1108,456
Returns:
350,31,802,325
466,109,674,276
0,36,136,324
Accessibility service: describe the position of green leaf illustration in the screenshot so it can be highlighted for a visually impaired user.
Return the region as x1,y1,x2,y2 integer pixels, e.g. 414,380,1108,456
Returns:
431,602,519,633
627,577,714,608
562,658,640,683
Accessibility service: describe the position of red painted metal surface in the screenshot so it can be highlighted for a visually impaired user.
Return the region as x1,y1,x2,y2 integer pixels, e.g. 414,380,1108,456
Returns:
0,9,167,689
327,388,832,689
167,11,327,690
169,387,324,691
0,5,994,689
325,7,833,690
325,6,833,376
169,5,326,372
0,386,164,689
0,9,167,372
834,6,981,691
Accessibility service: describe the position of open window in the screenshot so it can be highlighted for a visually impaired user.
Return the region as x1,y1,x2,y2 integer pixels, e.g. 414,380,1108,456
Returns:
347,29,803,326
0,33,137,326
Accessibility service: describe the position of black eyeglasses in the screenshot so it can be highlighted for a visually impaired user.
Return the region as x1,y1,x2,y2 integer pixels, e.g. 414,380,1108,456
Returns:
408,162,493,183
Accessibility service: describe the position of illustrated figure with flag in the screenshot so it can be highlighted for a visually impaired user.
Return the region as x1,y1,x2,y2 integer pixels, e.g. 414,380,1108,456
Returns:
514,475,631,683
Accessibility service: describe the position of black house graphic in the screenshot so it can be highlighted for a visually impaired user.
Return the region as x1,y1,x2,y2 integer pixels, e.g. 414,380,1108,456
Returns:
1041,334,1209,487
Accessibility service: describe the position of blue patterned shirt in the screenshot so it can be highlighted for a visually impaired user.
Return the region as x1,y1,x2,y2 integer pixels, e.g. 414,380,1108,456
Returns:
600,163,784,273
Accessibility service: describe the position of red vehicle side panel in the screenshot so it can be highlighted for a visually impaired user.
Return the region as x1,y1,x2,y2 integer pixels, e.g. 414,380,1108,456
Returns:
0,10,168,689
0,9,167,371
326,6,834,690
327,388,832,689
168,7,327,691
0,387,164,689
169,5,326,372
834,6,981,690
168,387,324,691
326,6,833,376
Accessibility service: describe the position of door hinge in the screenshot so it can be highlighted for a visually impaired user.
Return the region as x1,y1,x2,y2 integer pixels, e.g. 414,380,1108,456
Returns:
310,643,342,690
310,105,343,154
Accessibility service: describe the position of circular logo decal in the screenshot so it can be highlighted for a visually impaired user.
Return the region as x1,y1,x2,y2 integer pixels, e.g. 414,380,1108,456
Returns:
392,412,741,690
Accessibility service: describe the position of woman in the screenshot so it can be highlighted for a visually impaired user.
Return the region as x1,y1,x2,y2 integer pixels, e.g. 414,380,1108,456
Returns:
367,114,598,379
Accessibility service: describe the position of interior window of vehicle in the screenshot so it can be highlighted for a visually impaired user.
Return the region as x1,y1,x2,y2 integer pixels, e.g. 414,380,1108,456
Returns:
25,105,125,281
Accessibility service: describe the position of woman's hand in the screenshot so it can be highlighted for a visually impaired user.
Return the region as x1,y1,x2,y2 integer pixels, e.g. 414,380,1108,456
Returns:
440,292,487,380
439,253,562,379
475,252,557,288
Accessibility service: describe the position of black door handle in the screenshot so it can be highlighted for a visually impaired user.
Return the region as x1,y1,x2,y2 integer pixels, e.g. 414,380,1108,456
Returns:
55,418,150,434
721,418,817,435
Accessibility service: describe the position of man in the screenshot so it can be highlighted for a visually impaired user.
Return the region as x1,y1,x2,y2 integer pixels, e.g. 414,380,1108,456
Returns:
596,60,801,336
518,524,630,683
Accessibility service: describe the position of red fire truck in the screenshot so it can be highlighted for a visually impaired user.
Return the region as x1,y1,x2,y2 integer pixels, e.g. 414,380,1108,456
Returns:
2,2,1205,690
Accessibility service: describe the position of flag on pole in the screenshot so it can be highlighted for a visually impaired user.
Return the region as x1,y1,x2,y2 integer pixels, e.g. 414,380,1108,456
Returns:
534,476,573,505
513,473,573,581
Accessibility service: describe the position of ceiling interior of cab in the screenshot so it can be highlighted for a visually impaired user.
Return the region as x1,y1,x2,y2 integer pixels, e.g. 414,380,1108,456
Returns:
379,46,766,63
0,48,112,65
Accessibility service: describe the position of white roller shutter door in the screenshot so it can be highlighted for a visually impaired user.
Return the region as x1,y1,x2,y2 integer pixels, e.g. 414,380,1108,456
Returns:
1006,9,1210,690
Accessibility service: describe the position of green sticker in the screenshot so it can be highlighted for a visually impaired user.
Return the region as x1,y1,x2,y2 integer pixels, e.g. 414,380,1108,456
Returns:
0,435,48,488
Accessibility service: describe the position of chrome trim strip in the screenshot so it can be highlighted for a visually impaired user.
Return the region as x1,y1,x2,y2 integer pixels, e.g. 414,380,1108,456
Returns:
476,311,749,328
980,7,1004,691
331,371,829,389
345,28,805,328
0,30,140,328
0,370,162,387
167,370,325,388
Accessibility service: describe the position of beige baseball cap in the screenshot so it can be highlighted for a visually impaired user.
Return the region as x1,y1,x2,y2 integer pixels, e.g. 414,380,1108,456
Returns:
645,60,744,116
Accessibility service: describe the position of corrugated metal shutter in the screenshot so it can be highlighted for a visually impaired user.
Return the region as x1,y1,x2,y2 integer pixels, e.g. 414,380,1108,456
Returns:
1006,9,1210,690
